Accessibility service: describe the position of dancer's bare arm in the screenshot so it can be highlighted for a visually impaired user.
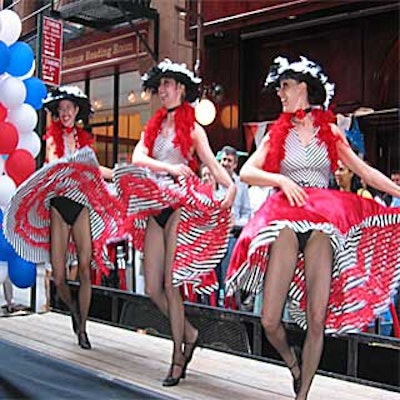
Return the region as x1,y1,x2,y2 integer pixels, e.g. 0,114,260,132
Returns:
332,124,400,198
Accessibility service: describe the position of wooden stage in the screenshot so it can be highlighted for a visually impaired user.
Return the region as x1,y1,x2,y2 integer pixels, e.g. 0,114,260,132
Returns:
0,312,398,400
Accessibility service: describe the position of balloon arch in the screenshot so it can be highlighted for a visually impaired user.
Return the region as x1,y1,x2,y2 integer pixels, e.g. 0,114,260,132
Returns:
0,10,48,288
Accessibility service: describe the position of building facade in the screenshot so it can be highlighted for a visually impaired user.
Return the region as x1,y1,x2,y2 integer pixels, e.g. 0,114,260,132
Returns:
12,0,194,167
186,0,399,174
8,0,399,173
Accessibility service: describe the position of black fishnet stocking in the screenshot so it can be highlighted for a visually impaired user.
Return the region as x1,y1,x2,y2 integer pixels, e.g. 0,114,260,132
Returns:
143,214,197,378
296,231,332,399
71,207,92,333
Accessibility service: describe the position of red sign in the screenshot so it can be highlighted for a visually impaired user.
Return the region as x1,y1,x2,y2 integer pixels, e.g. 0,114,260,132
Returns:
41,16,63,86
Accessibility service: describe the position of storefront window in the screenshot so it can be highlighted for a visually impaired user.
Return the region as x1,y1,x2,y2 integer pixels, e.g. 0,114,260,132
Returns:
70,72,151,167
89,75,114,167
118,71,151,164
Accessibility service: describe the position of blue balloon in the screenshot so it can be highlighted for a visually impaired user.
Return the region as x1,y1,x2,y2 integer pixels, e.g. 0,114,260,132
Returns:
0,225,15,262
0,209,3,224
8,255,36,288
6,41,34,77
23,77,48,110
0,40,10,74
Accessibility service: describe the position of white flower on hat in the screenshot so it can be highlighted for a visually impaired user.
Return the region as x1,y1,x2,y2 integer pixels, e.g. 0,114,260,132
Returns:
265,56,335,109
57,85,88,99
142,58,202,85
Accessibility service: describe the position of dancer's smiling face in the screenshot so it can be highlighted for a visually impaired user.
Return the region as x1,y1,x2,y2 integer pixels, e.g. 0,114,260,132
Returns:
276,78,308,113
158,77,185,109
58,99,79,128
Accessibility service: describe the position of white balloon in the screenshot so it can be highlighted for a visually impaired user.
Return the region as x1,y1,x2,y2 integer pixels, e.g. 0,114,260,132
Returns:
18,59,35,81
17,131,41,158
0,72,8,83
0,174,16,208
0,76,26,108
0,157,4,175
7,103,38,135
0,10,22,46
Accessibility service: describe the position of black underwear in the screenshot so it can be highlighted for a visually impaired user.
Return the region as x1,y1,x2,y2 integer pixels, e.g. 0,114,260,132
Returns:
50,196,84,226
153,207,174,229
296,231,312,253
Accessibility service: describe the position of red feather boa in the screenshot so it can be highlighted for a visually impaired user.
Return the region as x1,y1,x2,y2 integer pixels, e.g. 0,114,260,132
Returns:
263,109,340,173
143,102,198,171
44,120,94,159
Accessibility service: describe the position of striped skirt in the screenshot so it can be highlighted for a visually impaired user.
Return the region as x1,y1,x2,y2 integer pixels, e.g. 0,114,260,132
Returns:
113,164,230,294
225,188,400,334
3,147,124,273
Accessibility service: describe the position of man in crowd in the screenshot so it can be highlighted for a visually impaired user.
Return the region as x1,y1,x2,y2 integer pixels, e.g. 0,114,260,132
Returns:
217,146,252,309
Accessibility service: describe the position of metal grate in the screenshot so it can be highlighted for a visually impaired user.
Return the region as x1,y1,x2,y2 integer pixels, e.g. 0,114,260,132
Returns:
56,0,156,29
119,300,251,354
119,300,171,336
60,1,125,21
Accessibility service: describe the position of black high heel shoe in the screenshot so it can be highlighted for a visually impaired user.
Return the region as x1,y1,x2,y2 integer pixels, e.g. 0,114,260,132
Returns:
182,334,200,378
288,346,302,395
162,362,185,387
70,307,80,335
78,331,92,350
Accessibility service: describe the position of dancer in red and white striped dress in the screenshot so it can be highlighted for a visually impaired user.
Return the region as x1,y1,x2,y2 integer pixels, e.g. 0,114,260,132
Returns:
4,86,120,350
113,59,236,386
225,56,400,400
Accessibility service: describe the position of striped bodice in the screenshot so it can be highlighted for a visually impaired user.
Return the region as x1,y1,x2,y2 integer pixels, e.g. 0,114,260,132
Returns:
153,128,187,165
280,128,331,188
62,134,76,156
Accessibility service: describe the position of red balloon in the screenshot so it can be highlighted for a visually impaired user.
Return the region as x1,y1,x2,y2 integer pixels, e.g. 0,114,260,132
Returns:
0,121,18,154
0,102,6,122
5,149,36,186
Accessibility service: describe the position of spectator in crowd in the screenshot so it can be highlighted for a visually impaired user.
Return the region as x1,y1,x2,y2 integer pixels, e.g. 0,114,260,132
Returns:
388,169,400,323
1,277,14,314
199,163,219,194
390,170,400,207
334,159,386,205
334,159,362,193
226,55,400,399
1,277,28,314
218,146,252,309
334,160,397,336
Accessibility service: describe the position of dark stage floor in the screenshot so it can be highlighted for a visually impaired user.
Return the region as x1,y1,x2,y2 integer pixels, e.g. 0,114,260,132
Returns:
0,338,172,400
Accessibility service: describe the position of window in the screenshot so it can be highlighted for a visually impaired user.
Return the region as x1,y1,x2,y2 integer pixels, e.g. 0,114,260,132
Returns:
117,71,151,164
89,76,114,167
69,71,151,168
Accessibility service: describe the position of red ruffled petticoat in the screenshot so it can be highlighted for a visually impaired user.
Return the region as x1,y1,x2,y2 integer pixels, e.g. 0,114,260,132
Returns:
113,164,230,294
225,188,400,334
3,147,124,274
181,269,219,306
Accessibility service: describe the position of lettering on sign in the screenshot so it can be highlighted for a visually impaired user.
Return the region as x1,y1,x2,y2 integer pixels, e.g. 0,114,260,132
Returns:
62,31,146,73
41,16,63,86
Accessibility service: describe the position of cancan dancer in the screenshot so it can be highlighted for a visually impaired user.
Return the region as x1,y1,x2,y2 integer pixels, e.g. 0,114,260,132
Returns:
225,56,400,399
113,59,235,386
4,86,120,350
